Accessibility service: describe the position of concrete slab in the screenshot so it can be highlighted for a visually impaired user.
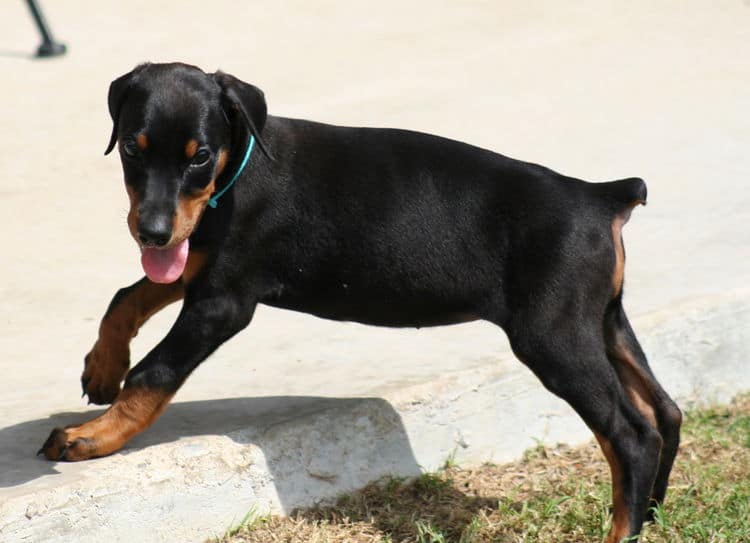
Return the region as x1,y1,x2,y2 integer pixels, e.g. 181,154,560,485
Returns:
1,1,748,542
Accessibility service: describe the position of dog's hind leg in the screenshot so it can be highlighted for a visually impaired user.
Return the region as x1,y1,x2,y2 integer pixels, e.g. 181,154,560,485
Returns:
604,300,682,517
606,195,682,517
503,314,662,543
81,251,206,405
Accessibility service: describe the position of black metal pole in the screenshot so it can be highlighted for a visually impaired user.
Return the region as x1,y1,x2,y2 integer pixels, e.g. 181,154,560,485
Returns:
25,0,66,57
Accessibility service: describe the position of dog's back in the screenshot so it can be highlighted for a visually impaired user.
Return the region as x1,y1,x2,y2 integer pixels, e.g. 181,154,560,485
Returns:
252,116,644,330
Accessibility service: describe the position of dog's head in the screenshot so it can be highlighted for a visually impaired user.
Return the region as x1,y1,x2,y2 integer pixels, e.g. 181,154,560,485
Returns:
104,62,270,283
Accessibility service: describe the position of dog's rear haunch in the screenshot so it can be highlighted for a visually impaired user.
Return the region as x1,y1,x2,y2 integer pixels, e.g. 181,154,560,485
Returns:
40,62,681,543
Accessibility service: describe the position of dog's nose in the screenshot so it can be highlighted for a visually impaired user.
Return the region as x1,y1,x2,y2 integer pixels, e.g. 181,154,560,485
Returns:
138,216,172,247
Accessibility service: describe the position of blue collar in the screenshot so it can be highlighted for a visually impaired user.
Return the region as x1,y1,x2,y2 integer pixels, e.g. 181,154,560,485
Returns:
208,135,255,209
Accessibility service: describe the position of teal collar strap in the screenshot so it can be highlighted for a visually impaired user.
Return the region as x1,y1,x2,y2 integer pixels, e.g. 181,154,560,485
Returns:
208,134,255,209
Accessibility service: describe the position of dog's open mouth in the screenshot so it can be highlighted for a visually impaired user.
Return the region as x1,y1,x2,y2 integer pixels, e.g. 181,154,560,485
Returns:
140,238,189,284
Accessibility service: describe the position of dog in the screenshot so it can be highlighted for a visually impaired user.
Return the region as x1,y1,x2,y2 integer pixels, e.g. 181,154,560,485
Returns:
40,62,681,542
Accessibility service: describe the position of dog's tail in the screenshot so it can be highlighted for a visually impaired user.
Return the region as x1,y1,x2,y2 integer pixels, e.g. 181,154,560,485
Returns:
592,177,648,214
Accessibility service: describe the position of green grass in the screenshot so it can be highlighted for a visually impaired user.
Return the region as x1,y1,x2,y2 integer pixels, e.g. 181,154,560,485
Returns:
215,393,750,543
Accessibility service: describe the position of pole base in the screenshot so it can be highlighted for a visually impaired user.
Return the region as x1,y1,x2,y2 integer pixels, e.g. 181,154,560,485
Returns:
36,40,66,58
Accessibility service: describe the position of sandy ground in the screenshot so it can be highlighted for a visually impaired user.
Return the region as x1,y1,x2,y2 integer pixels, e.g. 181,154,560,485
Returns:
0,0,748,453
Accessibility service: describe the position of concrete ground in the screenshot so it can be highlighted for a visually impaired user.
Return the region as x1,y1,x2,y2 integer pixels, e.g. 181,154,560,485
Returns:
1,1,748,541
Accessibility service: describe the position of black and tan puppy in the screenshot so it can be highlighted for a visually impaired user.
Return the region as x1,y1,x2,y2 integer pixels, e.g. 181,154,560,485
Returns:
40,62,681,542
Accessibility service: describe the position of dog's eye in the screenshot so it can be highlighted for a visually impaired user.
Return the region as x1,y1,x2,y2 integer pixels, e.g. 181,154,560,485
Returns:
122,140,139,157
191,149,211,167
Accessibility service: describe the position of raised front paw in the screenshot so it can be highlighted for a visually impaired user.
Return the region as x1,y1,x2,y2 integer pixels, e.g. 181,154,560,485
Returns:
37,427,97,462
81,339,130,405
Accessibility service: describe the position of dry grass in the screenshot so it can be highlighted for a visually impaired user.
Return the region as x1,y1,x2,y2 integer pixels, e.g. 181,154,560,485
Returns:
216,394,750,543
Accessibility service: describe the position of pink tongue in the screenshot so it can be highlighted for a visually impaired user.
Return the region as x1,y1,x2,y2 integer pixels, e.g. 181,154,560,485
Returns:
141,238,189,283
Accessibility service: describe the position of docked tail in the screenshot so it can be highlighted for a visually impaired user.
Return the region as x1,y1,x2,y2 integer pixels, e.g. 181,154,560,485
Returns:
594,177,648,216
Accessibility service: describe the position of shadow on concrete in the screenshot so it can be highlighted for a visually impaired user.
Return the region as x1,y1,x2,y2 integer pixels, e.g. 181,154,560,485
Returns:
295,474,500,542
0,396,422,512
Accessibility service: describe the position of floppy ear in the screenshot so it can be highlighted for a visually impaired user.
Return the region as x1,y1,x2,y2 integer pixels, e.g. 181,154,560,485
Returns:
213,71,274,160
104,63,150,155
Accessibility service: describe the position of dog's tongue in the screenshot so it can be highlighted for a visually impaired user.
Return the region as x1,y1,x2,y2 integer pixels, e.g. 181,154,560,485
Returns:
141,239,189,284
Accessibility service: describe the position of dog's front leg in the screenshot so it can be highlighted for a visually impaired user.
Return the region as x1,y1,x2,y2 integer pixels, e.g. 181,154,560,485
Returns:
81,251,206,405
81,278,183,405
41,287,256,461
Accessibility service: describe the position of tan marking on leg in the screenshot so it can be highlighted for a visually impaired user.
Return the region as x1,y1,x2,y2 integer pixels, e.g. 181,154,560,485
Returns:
185,139,199,159
41,388,173,461
83,280,183,403
136,133,148,151
608,324,659,430
611,215,627,298
82,251,208,403
94,250,206,341
595,432,631,543
106,281,183,339
612,344,659,429
611,201,645,298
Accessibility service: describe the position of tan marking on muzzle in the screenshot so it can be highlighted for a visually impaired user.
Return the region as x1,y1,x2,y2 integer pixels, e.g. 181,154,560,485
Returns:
172,148,230,242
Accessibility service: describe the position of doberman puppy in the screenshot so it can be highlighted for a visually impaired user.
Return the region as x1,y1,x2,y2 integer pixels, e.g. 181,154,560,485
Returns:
40,62,681,542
